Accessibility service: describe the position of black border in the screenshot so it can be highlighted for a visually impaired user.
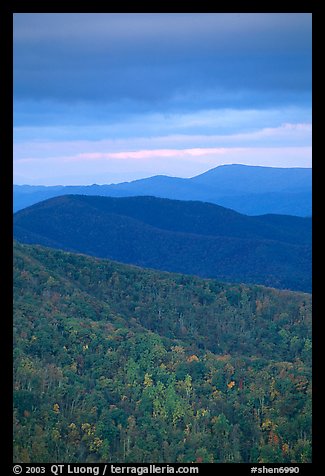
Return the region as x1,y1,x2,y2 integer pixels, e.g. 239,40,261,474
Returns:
1,2,14,471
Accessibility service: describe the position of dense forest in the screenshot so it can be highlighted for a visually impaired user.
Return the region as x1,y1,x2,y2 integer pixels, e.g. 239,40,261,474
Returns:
14,195,311,292
13,241,312,463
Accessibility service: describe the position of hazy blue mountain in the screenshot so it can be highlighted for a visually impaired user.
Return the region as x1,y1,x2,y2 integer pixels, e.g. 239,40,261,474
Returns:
14,195,311,292
190,164,311,192
14,164,312,216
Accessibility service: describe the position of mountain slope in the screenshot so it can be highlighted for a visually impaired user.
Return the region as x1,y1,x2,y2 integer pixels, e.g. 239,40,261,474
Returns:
14,164,312,216
13,241,312,463
13,195,312,291
190,164,311,192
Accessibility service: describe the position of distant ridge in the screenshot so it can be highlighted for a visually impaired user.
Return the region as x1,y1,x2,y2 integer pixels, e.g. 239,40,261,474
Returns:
14,164,312,216
14,194,312,292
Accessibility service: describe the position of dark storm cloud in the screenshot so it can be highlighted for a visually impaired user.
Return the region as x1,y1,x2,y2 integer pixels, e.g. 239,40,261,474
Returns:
13,13,312,185
14,13,311,110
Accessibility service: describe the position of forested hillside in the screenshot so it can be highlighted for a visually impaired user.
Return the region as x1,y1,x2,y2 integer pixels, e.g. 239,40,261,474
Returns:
13,242,312,463
13,195,312,292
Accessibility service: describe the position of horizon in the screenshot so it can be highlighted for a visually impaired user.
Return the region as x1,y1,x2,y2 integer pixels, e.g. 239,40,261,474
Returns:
13,162,312,187
14,13,312,185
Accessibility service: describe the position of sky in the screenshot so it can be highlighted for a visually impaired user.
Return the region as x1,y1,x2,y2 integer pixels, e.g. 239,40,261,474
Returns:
13,13,312,185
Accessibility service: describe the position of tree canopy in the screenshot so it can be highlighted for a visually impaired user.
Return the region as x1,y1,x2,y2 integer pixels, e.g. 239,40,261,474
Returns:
13,241,312,463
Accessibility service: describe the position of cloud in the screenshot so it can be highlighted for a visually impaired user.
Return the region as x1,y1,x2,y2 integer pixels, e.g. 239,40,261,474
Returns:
13,145,312,185
14,13,311,109
14,121,312,164
13,14,312,185
14,117,312,184
80,148,228,161
14,102,312,142
14,13,311,53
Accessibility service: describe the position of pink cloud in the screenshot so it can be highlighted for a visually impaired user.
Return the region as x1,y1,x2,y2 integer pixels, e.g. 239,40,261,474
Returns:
14,146,312,185
76,147,229,161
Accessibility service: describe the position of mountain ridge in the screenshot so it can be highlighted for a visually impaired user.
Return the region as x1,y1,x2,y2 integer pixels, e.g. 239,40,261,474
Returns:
14,194,312,292
14,164,312,216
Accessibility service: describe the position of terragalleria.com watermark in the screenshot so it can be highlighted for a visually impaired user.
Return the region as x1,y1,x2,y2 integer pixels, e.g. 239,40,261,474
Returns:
48,465,199,476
